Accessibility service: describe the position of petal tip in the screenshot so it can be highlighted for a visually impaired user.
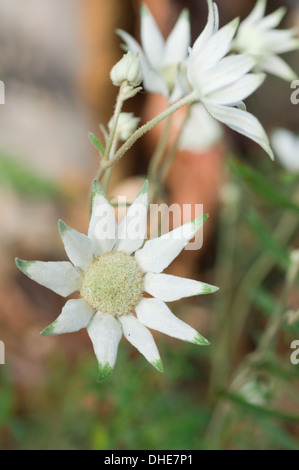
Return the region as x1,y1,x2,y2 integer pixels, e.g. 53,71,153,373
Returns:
97,363,113,381
40,323,56,336
152,359,164,373
194,333,210,346
201,284,219,294
15,258,33,277
58,219,68,235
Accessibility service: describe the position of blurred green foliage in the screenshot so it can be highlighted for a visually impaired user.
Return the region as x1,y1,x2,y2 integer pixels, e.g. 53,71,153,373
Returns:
0,152,64,200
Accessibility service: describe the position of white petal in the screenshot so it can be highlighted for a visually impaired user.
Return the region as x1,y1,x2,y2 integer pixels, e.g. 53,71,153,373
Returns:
163,10,190,66
207,73,265,105
135,298,209,345
87,311,122,380
191,18,239,78
144,272,219,302
88,181,117,256
140,4,165,69
134,215,207,274
261,54,298,82
115,180,148,255
199,55,255,96
41,299,95,335
58,220,93,270
117,29,169,96
191,0,218,57
259,7,286,30
242,0,266,27
169,64,191,103
205,102,274,159
119,314,163,372
15,258,82,297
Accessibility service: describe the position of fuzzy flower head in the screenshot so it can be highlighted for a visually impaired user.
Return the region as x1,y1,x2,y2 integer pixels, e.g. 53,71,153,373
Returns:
187,0,273,159
117,4,191,102
16,181,218,380
233,0,299,82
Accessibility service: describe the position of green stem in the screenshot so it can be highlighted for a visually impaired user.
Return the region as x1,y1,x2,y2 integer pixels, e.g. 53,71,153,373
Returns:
208,182,241,398
96,91,198,182
148,114,172,180
160,105,191,182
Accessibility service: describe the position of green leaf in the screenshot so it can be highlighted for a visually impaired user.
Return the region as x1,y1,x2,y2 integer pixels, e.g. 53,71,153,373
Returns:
221,390,299,423
0,152,63,200
230,159,299,212
89,132,105,155
257,417,299,450
250,286,277,316
245,210,290,270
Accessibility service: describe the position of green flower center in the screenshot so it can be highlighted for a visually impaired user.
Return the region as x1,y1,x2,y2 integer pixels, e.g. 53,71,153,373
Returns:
80,251,144,317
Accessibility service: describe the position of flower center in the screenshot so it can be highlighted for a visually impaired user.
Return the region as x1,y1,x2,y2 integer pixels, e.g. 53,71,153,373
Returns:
80,251,144,317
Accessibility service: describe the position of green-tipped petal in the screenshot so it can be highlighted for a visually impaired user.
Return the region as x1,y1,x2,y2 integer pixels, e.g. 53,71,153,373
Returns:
15,258,34,277
144,272,218,302
58,219,93,270
115,179,149,255
134,214,208,274
136,297,208,346
119,314,162,370
194,333,210,346
152,359,164,373
15,258,82,297
98,363,113,381
88,180,117,256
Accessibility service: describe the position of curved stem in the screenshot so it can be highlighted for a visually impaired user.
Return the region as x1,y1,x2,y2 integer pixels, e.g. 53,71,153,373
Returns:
160,105,191,182
96,91,198,182
148,114,172,180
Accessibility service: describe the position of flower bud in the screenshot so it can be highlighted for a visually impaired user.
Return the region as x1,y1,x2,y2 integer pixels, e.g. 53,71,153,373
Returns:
108,112,140,141
110,51,142,87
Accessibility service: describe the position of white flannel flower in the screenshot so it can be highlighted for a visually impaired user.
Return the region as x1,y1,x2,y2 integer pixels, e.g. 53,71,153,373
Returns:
272,128,299,173
117,4,191,102
187,0,273,159
16,181,218,380
233,0,299,82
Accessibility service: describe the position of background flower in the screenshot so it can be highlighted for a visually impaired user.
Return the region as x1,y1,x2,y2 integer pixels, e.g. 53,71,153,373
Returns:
233,0,299,81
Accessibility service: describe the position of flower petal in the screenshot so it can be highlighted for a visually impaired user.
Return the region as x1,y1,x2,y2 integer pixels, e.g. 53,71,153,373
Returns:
117,29,169,96
207,73,265,105
88,180,118,257
163,10,190,66
15,258,82,297
115,180,148,255
134,215,208,274
118,314,163,372
191,17,239,79
58,220,94,270
259,6,286,31
261,54,298,82
87,311,122,380
199,55,255,96
204,102,274,159
135,298,209,345
191,0,218,57
41,299,95,335
140,4,165,69
144,272,219,302
242,0,266,27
